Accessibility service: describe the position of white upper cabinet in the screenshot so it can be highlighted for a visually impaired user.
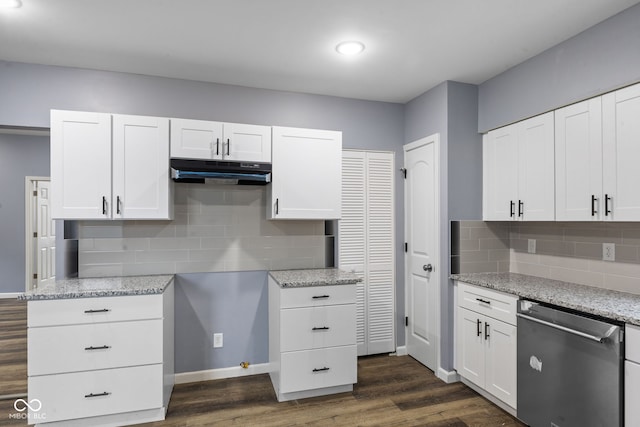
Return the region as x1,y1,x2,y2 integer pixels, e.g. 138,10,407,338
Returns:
269,126,342,220
483,112,554,221
51,110,173,220
555,98,603,221
170,118,271,163
51,110,112,219
112,115,172,219
603,83,640,221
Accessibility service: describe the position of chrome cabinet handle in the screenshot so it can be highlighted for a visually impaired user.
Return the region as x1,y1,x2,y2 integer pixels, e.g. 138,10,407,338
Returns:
423,264,433,272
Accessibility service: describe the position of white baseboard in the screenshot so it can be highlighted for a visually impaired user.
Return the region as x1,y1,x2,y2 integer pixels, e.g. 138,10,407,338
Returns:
437,367,460,384
0,293,22,299
174,363,270,385
394,345,408,356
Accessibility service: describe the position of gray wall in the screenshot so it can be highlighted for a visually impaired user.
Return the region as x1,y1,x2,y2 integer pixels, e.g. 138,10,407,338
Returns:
0,134,50,293
403,81,481,372
174,271,268,372
478,2,640,132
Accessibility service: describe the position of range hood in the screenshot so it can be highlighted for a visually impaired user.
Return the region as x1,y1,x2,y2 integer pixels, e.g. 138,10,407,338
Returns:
170,159,271,185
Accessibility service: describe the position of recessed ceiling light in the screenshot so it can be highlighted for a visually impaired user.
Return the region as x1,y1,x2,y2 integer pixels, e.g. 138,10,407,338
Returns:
0,0,22,8
336,41,365,56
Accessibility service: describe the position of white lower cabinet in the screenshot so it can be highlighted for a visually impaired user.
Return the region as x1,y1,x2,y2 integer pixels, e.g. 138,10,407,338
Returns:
455,281,517,409
626,324,640,426
269,277,357,402
27,284,174,426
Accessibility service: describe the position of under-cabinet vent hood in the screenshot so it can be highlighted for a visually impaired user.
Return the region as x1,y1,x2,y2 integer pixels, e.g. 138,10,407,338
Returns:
170,159,271,185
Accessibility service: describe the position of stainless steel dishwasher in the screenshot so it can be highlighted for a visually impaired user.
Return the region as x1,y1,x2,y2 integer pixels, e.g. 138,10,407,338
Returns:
517,300,624,427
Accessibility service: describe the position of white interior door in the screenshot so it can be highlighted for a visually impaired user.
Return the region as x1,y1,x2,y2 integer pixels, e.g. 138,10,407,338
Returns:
36,181,56,288
404,135,439,371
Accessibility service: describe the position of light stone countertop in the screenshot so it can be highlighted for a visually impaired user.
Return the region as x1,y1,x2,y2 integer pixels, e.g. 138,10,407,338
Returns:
269,268,361,288
19,275,174,300
451,272,640,326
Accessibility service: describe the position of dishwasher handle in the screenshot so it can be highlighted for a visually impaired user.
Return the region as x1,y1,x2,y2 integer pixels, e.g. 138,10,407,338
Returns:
516,312,618,343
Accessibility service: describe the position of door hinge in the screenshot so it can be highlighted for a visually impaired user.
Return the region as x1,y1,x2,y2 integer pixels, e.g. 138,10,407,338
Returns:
404,242,408,252
405,316,408,327
33,273,37,279
400,168,407,179
33,232,37,238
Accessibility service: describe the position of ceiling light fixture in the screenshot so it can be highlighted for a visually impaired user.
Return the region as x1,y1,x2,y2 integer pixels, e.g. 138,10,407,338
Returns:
0,0,22,8
336,41,365,56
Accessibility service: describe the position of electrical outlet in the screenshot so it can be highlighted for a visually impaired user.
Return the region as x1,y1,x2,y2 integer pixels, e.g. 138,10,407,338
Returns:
528,239,536,254
213,333,223,348
603,243,615,261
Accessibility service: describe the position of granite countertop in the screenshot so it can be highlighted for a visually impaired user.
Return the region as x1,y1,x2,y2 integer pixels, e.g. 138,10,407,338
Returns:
451,272,640,326
19,275,174,301
269,268,361,288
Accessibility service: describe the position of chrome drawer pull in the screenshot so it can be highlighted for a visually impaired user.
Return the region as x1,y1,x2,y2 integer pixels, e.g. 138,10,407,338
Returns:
312,295,330,299
84,345,111,351
84,392,110,398
312,367,330,373
476,298,491,305
84,308,110,314
312,327,330,331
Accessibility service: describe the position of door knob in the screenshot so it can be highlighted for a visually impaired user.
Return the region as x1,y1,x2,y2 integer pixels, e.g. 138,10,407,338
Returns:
423,264,433,272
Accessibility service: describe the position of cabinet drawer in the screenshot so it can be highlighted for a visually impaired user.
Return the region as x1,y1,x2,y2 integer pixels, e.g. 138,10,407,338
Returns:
28,294,163,327
280,304,356,352
28,364,163,423
626,324,640,363
280,345,357,393
280,284,356,309
28,319,163,376
457,282,518,325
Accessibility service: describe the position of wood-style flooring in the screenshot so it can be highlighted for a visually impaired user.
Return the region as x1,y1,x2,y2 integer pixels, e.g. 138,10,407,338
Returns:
0,298,524,426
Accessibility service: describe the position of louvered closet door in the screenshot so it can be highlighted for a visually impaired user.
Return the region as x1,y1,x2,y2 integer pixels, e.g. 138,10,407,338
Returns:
339,150,395,356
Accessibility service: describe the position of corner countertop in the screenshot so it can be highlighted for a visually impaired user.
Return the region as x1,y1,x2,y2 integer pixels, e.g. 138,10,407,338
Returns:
451,272,640,326
19,275,174,301
269,268,361,288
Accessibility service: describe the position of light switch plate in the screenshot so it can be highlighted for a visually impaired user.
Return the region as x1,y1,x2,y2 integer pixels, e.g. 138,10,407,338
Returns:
213,333,223,348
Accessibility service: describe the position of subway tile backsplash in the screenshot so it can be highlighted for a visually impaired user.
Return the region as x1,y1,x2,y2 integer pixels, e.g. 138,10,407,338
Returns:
454,220,640,295
78,184,327,278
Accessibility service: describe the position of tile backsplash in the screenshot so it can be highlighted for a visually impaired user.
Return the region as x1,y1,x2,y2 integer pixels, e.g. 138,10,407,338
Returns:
453,221,640,295
78,183,327,278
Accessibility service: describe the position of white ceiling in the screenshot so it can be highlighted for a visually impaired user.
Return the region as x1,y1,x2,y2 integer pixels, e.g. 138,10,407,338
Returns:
1,0,638,103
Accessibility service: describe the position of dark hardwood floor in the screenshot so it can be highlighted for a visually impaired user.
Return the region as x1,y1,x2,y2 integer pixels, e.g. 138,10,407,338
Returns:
0,298,523,426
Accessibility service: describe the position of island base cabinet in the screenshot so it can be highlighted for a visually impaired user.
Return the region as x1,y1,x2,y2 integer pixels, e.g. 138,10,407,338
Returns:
280,346,357,394
28,365,162,424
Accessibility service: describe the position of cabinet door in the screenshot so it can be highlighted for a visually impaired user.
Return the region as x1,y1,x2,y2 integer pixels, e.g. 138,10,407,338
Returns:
223,123,271,162
51,110,112,219
270,126,341,219
626,361,640,426
456,308,485,388
518,112,555,220
112,115,173,219
603,83,640,221
484,318,517,409
170,118,223,159
555,98,603,221
483,125,518,220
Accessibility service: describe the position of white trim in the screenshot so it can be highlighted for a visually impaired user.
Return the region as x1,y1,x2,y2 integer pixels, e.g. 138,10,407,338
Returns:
174,362,271,385
403,134,441,373
437,367,460,384
394,345,408,356
0,292,22,299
